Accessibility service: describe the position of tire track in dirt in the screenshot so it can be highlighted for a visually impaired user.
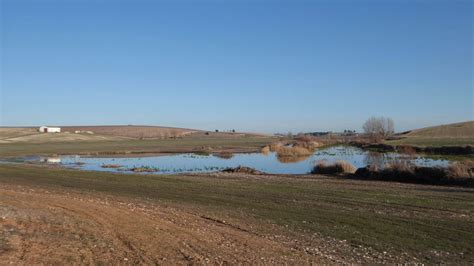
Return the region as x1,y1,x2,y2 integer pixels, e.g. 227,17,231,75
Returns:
0,185,322,264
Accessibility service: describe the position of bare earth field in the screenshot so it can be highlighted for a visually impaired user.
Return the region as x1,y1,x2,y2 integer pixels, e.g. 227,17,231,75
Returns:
61,125,199,139
1,184,312,264
0,164,473,264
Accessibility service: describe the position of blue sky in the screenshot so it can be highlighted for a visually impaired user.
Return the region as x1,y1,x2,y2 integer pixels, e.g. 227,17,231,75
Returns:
1,0,472,133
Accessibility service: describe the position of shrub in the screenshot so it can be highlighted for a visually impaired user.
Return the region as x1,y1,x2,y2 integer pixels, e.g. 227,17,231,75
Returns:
311,160,357,175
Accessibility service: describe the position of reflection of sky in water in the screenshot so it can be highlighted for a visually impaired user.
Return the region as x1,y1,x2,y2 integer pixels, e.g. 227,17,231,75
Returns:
40,146,452,175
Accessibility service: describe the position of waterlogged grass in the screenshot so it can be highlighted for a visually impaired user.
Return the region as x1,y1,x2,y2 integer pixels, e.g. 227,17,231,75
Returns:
0,164,473,261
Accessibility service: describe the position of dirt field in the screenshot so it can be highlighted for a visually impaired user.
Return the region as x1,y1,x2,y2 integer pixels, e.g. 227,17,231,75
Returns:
0,164,473,264
62,125,199,139
0,184,317,264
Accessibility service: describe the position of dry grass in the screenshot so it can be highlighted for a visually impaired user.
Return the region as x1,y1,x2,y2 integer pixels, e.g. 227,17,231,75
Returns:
293,140,322,151
311,160,357,175
276,146,312,157
0,127,38,139
449,160,474,178
265,140,321,162
404,121,474,138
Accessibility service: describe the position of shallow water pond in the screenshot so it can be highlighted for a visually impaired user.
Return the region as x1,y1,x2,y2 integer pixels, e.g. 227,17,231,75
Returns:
28,146,450,174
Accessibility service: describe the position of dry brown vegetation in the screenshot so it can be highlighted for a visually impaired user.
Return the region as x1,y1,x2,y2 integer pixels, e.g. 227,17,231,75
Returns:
353,159,474,186
215,151,234,159
449,160,474,178
311,160,357,175
260,146,270,155
263,139,322,160
276,146,312,157
221,166,263,174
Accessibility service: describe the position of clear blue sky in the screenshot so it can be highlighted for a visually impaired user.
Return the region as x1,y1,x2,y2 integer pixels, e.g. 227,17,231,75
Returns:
1,0,472,133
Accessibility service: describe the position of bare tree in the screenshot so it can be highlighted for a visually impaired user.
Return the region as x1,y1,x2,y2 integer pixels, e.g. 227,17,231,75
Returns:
362,116,395,142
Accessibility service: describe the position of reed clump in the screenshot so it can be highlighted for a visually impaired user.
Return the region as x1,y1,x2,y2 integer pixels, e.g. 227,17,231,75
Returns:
311,160,357,175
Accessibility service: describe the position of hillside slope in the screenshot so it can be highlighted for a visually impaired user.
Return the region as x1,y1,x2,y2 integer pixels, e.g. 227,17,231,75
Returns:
404,121,474,138
388,121,474,146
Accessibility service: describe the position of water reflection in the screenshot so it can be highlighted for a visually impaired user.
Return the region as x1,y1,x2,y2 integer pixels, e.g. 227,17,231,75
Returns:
276,154,311,163
364,152,386,169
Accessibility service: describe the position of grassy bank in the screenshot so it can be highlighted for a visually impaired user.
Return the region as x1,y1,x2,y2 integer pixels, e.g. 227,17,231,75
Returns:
0,137,275,157
0,164,472,263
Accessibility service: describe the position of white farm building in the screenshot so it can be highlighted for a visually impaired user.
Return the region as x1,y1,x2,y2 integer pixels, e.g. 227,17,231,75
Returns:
39,126,61,133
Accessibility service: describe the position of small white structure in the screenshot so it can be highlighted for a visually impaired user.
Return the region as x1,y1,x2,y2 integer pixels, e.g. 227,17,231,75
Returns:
39,126,61,133
42,157,61,164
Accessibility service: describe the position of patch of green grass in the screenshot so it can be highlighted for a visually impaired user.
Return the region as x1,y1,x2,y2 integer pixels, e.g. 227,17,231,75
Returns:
0,163,473,262
386,137,474,147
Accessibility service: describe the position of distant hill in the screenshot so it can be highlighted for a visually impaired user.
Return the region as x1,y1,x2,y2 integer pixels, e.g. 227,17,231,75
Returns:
61,125,200,139
403,121,474,138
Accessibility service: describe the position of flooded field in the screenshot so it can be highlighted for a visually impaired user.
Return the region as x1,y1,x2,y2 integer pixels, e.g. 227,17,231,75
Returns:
26,146,450,174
